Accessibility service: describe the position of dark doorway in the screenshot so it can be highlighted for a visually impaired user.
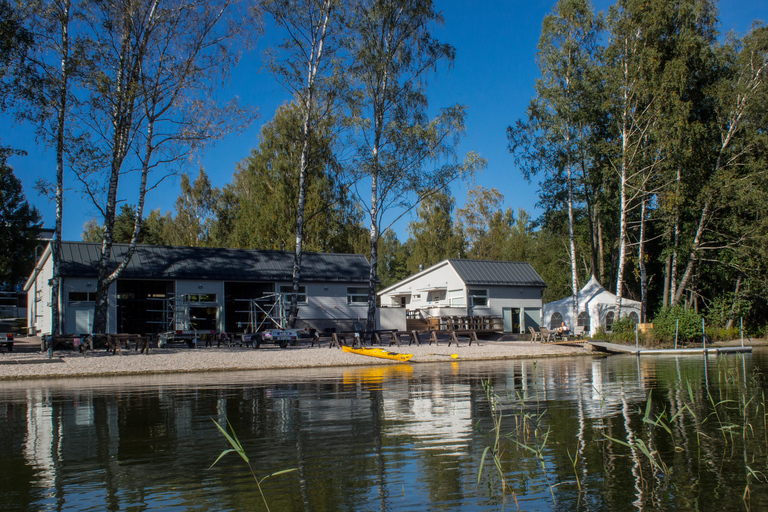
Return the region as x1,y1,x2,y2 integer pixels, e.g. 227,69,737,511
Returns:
116,280,174,334
224,282,274,333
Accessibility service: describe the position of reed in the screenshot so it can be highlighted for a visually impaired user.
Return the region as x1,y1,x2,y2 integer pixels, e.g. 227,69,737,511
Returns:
210,419,297,512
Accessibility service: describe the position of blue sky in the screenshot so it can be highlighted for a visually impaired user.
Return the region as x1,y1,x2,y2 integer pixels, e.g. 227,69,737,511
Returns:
3,0,766,243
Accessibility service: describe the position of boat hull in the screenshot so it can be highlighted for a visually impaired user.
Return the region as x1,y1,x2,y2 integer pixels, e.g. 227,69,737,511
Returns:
342,345,413,362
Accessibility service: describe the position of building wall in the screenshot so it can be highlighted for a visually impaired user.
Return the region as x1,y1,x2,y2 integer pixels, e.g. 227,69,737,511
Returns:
380,263,464,310
476,286,543,333
287,281,370,332
61,277,117,335
26,256,53,336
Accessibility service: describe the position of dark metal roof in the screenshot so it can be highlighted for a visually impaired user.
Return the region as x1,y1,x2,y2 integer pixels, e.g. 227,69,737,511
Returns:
58,242,370,283
448,259,546,287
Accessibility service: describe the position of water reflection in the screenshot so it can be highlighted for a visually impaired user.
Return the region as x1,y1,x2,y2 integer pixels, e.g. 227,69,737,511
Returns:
0,352,766,511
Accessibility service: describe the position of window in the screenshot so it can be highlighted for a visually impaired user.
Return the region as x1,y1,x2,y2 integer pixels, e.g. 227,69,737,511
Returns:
347,287,368,304
449,290,465,307
605,311,615,331
629,312,639,324
69,292,96,302
550,312,563,329
186,294,216,303
577,311,590,330
469,289,488,307
280,285,307,303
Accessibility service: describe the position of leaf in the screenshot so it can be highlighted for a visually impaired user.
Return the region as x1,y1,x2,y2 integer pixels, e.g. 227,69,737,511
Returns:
477,446,490,486
211,418,249,464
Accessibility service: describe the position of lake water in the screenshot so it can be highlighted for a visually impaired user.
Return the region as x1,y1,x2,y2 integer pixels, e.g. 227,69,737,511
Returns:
1,350,767,511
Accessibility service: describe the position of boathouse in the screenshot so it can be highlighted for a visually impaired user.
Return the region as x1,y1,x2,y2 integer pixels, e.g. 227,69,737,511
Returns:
24,242,371,336
377,259,546,333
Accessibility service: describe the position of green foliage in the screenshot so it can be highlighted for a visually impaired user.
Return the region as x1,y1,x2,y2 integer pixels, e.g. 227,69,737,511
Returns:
406,191,464,273
223,103,360,253
608,315,637,343
652,306,703,343
0,152,41,289
82,205,166,245
706,293,753,329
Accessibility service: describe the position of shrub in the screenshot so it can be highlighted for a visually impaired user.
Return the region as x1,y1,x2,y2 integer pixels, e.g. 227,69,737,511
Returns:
705,293,752,329
652,306,703,343
608,316,637,343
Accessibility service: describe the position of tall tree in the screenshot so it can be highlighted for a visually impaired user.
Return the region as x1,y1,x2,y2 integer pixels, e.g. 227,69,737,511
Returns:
16,0,86,334
73,0,256,333
670,24,768,306
406,190,463,272
509,0,602,319
0,151,41,289
263,0,346,326
82,204,165,244
0,0,34,108
456,186,517,260
348,0,475,331
223,103,359,253
603,0,658,316
163,169,219,247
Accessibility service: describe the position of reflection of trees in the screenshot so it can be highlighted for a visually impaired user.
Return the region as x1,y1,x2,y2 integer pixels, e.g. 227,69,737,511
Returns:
2,355,768,510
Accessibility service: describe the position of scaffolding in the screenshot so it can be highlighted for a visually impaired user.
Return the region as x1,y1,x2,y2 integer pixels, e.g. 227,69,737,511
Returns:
246,293,288,333
147,293,186,332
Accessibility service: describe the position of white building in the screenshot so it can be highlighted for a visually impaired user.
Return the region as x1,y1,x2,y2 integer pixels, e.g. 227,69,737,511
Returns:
25,242,372,335
377,259,546,333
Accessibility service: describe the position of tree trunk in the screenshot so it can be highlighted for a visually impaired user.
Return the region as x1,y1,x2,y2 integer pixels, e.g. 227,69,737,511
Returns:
567,165,578,322
662,251,671,309
614,100,629,317
725,276,741,330
51,0,71,336
597,207,604,284
367,170,379,334
638,196,648,322
290,0,331,329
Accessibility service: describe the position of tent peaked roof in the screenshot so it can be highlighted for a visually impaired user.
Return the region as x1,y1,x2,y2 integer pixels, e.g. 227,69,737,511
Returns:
546,275,638,308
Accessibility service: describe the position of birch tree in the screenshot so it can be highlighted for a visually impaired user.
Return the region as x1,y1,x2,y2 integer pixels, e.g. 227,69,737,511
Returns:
19,0,85,334
508,0,601,320
75,0,256,333
348,0,475,332
671,24,768,306
263,0,345,327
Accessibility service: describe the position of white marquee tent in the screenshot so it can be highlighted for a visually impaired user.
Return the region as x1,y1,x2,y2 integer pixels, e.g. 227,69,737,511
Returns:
542,275,642,335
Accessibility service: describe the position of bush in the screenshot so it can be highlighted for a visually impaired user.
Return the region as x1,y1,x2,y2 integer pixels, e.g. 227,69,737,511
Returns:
706,293,752,329
652,306,703,343
608,316,637,343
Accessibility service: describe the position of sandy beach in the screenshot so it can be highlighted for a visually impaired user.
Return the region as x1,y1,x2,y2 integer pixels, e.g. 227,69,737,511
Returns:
0,336,591,381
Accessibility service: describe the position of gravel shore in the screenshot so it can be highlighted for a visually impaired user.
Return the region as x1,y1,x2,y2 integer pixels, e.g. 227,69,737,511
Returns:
0,337,590,381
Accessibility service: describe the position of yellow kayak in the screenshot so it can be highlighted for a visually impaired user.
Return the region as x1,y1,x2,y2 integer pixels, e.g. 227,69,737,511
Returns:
342,345,413,362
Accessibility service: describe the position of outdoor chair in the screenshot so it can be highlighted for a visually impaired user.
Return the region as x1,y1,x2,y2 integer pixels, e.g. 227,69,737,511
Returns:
539,327,554,343
529,326,541,342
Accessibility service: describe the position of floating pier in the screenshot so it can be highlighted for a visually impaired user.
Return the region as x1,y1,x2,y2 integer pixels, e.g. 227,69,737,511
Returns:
587,341,752,356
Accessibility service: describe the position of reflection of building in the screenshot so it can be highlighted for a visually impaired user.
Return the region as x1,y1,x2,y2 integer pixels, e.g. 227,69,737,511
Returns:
378,259,546,333
25,390,56,490
382,383,473,454
25,242,370,335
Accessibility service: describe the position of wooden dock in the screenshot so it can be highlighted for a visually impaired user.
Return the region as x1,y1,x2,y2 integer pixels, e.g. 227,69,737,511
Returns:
587,341,752,355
